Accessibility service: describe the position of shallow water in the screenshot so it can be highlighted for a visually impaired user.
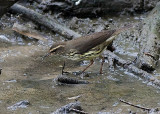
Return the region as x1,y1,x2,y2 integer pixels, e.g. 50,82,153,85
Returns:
0,14,160,114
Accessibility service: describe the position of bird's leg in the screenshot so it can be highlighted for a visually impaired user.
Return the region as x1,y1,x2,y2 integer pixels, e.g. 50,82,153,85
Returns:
107,42,115,52
61,61,69,75
99,56,105,74
82,59,94,73
61,61,65,75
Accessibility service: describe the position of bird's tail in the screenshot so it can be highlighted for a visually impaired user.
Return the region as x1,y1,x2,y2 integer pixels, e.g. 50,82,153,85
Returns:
105,25,133,46
113,24,133,36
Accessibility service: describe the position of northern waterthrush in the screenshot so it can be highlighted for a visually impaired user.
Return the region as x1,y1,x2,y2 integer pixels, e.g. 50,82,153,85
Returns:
46,25,131,74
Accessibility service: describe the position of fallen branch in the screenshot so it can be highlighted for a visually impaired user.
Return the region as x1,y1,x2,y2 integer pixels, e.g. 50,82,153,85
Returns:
10,4,81,39
105,50,160,87
119,99,151,112
12,23,47,41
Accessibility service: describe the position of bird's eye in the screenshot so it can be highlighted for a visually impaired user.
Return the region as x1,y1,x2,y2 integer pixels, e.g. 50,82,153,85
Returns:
50,48,57,53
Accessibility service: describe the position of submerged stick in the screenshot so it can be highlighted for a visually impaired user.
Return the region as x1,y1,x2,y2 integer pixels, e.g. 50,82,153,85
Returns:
69,108,88,114
119,99,157,112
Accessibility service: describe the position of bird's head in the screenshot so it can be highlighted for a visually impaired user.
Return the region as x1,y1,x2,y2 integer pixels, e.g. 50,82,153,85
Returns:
42,42,66,60
49,42,66,55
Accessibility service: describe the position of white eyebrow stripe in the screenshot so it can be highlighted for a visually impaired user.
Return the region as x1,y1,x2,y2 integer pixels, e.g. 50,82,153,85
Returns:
50,45,65,52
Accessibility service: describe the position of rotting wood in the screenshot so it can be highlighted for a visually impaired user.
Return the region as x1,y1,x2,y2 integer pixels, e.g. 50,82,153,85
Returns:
10,4,81,40
105,50,160,87
12,23,47,41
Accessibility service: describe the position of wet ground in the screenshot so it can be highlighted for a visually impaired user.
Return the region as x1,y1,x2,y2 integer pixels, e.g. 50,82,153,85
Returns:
0,13,160,114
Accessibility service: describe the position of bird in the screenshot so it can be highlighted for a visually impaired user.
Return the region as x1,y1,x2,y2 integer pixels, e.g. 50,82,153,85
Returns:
45,25,132,74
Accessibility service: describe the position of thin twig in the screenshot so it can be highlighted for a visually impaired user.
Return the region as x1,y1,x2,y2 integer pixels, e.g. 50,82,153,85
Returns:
69,108,88,114
62,61,66,75
0,68,2,75
119,99,151,111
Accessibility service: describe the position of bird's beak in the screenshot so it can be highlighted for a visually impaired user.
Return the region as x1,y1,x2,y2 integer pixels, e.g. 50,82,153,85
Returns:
42,52,51,60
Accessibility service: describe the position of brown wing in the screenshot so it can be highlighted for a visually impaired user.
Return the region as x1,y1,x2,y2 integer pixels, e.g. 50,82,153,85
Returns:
66,30,116,54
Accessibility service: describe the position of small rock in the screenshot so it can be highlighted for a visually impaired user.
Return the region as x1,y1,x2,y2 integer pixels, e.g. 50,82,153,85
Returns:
52,102,82,114
7,100,30,110
5,79,17,83
108,19,113,23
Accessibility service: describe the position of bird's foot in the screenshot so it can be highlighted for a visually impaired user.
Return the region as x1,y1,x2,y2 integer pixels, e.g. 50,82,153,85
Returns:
62,70,70,75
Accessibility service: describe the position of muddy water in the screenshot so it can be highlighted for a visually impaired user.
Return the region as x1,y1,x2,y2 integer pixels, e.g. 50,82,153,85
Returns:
0,14,160,114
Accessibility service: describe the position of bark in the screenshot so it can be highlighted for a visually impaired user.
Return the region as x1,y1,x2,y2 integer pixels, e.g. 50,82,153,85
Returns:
136,2,160,73
10,4,81,39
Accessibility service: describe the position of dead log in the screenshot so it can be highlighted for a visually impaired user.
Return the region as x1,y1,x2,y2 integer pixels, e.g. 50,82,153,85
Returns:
10,4,81,39
105,50,160,87
136,2,160,73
